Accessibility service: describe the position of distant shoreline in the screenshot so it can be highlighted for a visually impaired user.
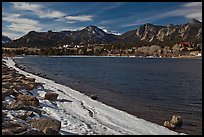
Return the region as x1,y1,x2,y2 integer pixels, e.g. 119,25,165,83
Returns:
15,54,202,59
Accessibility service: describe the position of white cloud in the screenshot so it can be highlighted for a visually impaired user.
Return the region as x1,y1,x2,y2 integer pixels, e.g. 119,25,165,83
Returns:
184,2,201,8
122,20,147,27
8,23,41,33
100,20,114,25
2,31,23,40
65,15,93,21
185,12,202,20
12,2,43,11
2,13,42,39
182,2,202,21
37,10,66,19
122,2,202,27
3,14,40,26
161,2,202,21
12,2,66,19
53,26,85,32
11,2,93,22
66,20,76,24
102,2,125,10
2,2,67,39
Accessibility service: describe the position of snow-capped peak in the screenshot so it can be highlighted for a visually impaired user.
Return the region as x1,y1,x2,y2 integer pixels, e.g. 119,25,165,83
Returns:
101,28,121,35
102,28,112,34
85,26,106,36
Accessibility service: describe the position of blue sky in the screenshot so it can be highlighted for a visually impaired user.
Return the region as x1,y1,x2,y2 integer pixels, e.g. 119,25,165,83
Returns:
2,2,202,39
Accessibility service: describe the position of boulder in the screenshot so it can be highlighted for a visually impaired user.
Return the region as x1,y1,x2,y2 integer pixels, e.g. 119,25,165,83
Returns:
16,129,45,135
21,80,30,85
2,122,29,134
35,72,41,76
13,84,24,91
11,89,22,98
2,129,14,135
17,113,28,120
17,75,26,80
25,82,41,90
43,127,60,135
22,106,43,115
28,118,61,134
7,78,17,83
6,101,25,110
10,126,29,134
17,95,39,107
2,82,13,89
7,102,43,115
2,88,14,100
90,94,97,100
15,78,23,83
26,77,36,82
163,121,176,129
3,74,13,79
170,115,183,126
44,92,59,101
27,111,37,117
164,115,183,129
2,121,22,129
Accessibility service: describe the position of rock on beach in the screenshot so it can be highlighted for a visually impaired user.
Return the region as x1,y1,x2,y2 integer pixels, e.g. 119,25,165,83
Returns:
44,92,59,101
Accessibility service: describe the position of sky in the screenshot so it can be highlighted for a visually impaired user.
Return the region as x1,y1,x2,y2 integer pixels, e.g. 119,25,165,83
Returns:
2,2,202,39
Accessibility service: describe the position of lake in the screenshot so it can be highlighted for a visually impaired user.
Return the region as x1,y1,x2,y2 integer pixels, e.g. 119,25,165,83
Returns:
14,56,202,135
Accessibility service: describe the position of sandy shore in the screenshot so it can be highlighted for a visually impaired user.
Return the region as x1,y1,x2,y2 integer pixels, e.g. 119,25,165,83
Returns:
3,57,186,135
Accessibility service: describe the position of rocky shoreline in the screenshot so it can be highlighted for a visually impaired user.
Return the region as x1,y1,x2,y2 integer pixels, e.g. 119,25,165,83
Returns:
2,58,61,135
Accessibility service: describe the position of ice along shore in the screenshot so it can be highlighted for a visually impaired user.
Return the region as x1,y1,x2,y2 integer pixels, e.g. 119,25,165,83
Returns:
3,57,185,135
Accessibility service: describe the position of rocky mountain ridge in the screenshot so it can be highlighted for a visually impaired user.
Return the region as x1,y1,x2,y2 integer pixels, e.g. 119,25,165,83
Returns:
3,19,202,48
120,19,202,45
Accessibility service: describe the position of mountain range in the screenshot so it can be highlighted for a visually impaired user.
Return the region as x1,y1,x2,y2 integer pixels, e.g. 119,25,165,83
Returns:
3,19,202,48
120,19,202,45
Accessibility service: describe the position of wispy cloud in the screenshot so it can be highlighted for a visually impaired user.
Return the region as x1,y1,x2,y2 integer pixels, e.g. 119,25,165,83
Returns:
3,13,42,33
8,23,41,33
38,10,66,19
12,2,43,11
3,14,40,27
184,2,201,8
12,2,66,19
12,2,95,21
180,2,202,21
161,2,202,22
65,15,93,21
122,2,202,27
2,31,24,40
2,13,42,39
102,2,125,11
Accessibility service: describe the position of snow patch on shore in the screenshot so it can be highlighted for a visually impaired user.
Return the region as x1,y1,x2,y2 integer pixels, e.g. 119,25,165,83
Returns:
3,57,185,135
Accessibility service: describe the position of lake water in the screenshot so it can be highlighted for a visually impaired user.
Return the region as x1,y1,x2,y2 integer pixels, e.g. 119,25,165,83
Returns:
14,56,202,135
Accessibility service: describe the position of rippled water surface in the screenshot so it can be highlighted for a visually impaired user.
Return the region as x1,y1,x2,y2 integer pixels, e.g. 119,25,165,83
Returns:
15,56,202,135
